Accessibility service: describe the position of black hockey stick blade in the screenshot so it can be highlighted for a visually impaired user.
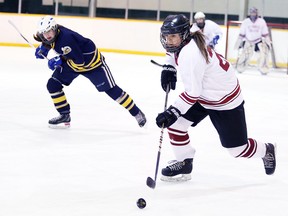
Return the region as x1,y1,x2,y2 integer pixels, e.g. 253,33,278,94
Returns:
146,176,156,189
150,59,163,67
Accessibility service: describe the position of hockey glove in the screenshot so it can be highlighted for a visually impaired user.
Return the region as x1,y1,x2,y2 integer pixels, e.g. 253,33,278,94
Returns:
156,105,181,128
48,56,62,70
212,35,220,46
161,64,177,92
35,44,49,59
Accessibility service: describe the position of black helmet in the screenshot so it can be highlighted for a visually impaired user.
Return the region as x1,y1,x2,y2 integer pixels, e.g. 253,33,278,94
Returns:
160,14,191,53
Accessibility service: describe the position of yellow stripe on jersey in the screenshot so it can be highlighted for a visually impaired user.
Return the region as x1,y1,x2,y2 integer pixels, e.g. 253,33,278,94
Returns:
67,49,102,72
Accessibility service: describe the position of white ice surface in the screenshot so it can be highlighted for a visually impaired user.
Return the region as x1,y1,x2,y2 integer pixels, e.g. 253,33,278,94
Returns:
0,46,288,216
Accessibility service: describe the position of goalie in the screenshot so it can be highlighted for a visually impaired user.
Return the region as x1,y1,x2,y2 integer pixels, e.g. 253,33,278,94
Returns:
234,7,272,75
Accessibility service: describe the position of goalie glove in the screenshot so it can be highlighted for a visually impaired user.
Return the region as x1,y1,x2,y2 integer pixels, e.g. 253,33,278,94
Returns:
161,64,177,92
156,106,181,128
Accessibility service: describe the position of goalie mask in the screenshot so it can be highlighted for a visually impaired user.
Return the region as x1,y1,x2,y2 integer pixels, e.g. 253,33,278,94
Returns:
37,15,59,44
160,14,191,53
249,7,258,22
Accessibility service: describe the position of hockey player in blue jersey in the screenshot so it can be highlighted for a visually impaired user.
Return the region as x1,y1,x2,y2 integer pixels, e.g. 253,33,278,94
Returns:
34,15,146,129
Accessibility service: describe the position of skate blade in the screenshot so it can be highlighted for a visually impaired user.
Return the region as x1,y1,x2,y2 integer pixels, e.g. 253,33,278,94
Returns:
258,68,269,75
140,120,148,129
160,174,191,182
48,122,70,129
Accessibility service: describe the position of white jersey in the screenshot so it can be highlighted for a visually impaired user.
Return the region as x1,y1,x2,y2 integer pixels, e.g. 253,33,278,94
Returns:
190,20,222,46
239,17,269,44
165,40,243,114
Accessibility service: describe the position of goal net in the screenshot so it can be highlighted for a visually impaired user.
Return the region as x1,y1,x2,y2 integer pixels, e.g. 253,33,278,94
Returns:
225,21,288,73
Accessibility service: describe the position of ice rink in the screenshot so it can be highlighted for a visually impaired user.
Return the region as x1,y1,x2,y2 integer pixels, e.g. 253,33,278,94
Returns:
0,46,288,216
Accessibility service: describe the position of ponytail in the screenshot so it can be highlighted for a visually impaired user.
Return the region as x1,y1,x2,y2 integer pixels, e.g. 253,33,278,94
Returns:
191,31,210,63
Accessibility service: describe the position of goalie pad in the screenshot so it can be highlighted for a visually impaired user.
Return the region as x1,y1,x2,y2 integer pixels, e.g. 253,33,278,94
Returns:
263,36,272,50
235,41,254,73
234,37,244,50
257,42,270,75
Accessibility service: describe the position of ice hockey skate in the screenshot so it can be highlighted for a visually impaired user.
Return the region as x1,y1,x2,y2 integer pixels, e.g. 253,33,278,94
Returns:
258,66,269,75
48,113,71,129
161,158,193,182
262,143,276,175
134,110,147,128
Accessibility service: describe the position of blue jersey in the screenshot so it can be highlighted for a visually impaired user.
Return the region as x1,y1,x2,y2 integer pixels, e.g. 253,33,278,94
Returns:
50,26,101,72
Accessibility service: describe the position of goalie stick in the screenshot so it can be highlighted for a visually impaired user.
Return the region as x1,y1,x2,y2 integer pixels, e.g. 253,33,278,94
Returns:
8,20,48,60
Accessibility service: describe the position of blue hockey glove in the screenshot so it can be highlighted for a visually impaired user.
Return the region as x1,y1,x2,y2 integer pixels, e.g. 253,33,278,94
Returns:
212,35,220,46
156,106,181,128
48,56,62,70
161,64,177,92
35,44,49,59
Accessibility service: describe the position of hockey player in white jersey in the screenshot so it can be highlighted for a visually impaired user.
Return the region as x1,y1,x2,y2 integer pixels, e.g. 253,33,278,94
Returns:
234,7,272,74
156,14,276,182
190,11,222,50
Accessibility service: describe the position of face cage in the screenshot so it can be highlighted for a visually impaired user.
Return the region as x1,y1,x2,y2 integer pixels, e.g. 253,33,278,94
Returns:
250,14,258,22
38,28,58,45
196,21,205,29
160,31,190,53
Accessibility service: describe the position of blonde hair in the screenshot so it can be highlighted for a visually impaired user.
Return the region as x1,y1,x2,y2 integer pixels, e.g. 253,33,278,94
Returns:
191,31,209,63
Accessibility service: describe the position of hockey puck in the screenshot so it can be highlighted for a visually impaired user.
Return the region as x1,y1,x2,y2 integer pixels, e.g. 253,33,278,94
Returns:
136,198,146,209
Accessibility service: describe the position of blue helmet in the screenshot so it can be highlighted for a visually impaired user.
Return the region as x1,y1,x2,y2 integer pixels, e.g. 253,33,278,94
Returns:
160,14,191,53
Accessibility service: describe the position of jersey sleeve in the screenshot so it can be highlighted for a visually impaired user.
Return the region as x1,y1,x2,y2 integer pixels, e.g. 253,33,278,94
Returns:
261,19,269,37
239,19,248,38
213,22,223,38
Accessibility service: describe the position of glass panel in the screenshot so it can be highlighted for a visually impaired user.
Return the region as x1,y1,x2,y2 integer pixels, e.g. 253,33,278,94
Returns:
57,0,90,16
0,0,286,24
96,0,127,18
0,0,18,13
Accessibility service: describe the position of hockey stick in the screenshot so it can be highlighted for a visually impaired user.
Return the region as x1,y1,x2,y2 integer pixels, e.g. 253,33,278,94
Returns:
8,20,36,49
8,20,48,60
150,59,163,67
146,86,169,189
